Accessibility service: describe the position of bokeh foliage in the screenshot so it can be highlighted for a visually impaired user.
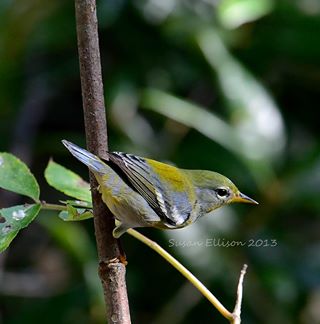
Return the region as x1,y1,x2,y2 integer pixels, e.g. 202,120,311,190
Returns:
1,0,320,323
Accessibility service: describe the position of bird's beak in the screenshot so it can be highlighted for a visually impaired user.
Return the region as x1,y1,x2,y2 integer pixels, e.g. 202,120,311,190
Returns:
232,192,259,205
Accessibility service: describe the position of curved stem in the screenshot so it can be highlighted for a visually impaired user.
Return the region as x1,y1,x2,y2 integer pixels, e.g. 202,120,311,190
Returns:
127,228,234,321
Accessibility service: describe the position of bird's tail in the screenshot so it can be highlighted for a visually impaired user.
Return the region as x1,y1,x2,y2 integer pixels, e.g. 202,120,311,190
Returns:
62,140,108,174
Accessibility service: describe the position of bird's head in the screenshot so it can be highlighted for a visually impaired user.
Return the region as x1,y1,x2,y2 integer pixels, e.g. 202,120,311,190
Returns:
183,169,258,213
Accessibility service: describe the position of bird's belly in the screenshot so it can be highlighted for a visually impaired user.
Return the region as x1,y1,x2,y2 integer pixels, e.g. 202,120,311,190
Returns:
100,185,161,228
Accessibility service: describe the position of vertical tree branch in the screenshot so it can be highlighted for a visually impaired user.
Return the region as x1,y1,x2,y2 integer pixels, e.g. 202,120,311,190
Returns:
74,0,131,322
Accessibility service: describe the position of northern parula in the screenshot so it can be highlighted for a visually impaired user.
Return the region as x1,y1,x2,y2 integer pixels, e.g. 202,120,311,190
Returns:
62,140,258,238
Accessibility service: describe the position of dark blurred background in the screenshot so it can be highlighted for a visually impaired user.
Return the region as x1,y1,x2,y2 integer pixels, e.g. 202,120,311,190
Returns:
1,0,320,323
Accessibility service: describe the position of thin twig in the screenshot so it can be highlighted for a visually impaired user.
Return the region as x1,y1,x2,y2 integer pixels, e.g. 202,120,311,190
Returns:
231,264,248,324
74,0,131,322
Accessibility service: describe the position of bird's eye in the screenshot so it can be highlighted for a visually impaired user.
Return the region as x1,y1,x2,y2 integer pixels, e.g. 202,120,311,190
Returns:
216,188,229,198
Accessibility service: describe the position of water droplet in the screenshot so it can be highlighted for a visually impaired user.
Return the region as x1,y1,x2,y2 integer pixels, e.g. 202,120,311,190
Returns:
0,156,3,167
12,209,26,220
2,225,12,234
75,200,88,206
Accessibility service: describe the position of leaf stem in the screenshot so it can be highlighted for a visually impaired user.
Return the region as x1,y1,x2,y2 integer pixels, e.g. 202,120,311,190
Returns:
41,202,67,211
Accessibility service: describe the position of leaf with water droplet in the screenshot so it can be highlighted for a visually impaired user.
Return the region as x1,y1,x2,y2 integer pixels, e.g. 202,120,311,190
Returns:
45,160,91,203
12,209,26,220
0,204,41,253
0,153,40,201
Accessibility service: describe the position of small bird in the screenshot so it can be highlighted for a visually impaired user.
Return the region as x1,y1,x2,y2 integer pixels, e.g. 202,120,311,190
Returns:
62,140,258,238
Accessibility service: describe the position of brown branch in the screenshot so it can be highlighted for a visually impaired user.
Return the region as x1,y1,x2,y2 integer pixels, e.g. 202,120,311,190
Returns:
74,0,131,322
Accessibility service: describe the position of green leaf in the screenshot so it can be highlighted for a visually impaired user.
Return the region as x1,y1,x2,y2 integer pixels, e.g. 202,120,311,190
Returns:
217,0,274,29
59,204,93,221
0,204,41,253
197,30,285,161
0,153,40,201
45,160,92,202
141,88,241,155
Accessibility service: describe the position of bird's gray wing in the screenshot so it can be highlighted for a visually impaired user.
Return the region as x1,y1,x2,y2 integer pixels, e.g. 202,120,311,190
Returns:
105,152,191,226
